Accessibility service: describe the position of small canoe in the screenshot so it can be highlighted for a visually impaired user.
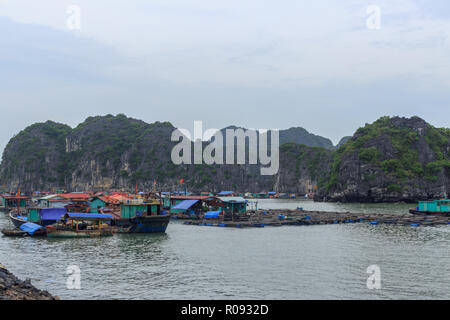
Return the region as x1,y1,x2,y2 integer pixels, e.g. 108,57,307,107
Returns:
1,229,28,237
1,227,47,237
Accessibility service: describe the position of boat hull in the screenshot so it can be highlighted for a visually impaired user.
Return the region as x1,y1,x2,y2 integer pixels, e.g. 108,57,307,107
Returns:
113,215,170,233
9,212,28,228
409,209,450,216
47,229,113,238
1,228,47,237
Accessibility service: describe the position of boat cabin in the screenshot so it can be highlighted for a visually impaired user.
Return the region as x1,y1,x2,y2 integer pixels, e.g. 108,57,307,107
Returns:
63,213,113,230
418,200,450,212
120,199,163,219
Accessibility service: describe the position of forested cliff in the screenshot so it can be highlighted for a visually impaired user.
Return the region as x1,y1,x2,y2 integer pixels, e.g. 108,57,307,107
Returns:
0,114,448,202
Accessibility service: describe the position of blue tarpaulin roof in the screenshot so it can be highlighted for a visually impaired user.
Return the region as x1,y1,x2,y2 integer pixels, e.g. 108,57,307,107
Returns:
67,213,113,220
172,199,199,210
204,211,221,218
218,191,234,196
19,222,44,235
39,208,67,221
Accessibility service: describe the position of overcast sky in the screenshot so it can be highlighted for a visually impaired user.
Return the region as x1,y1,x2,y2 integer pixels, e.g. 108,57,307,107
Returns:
0,0,449,152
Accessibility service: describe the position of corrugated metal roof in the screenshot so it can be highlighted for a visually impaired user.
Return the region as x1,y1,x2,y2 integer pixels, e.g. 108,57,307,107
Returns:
39,194,60,200
172,199,199,210
218,197,246,203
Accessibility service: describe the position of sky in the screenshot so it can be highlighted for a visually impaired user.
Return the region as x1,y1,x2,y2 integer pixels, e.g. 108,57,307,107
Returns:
0,0,449,153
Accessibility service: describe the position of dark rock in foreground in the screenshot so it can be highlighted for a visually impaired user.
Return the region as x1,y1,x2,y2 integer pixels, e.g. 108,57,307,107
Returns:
0,263,58,300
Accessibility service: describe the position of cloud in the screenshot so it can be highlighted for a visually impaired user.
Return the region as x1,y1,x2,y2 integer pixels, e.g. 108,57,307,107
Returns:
0,0,448,154
1,0,450,87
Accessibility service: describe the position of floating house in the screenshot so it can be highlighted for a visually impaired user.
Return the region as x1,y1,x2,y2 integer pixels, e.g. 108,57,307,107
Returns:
167,196,221,214
38,195,70,208
90,196,109,213
89,194,133,213
218,197,247,214
255,192,268,199
410,199,450,214
171,199,204,215
0,193,28,209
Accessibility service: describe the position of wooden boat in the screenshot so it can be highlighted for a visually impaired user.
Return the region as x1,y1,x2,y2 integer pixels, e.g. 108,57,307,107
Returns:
1,227,47,237
113,215,170,233
409,199,450,216
1,222,47,237
112,199,170,233
46,213,114,239
9,211,28,228
2,229,29,237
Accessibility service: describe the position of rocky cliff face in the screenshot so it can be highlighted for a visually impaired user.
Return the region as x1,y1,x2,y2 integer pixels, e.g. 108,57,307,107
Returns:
0,114,326,194
0,264,56,300
280,127,334,149
275,143,332,193
0,121,71,190
317,116,450,202
1,115,447,201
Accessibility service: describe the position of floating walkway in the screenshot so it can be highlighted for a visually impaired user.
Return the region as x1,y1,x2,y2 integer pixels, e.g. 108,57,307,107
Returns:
182,209,450,229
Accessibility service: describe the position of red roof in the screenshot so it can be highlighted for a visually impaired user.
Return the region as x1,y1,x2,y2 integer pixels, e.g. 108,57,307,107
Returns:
58,193,92,200
1,195,28,199
97,195,119,204
95,194,133,204
109,194,133,201
169,196,210,200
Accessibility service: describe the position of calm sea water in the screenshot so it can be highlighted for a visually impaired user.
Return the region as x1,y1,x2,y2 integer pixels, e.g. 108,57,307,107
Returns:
0,200,449,300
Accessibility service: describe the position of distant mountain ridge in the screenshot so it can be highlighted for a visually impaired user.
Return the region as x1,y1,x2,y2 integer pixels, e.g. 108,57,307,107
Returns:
217,125,335,149
0,114,332,193
317,116,450,202
280,127,334,149
0,114,448,203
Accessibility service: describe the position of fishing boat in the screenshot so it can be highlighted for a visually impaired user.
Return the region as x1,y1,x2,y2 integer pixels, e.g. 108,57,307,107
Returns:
409,199,450,216
112,198,170,233
1,222,47,237
9,211,29,228
46,213,114,238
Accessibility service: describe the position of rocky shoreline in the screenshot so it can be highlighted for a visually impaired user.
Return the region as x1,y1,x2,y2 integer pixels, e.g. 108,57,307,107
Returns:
0,263,58,300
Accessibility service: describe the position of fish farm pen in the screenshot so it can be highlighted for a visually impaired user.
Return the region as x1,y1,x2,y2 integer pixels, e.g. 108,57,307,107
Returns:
181,209,450,228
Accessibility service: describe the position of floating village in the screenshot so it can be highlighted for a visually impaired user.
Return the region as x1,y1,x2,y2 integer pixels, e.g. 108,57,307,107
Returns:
0,187,449,238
